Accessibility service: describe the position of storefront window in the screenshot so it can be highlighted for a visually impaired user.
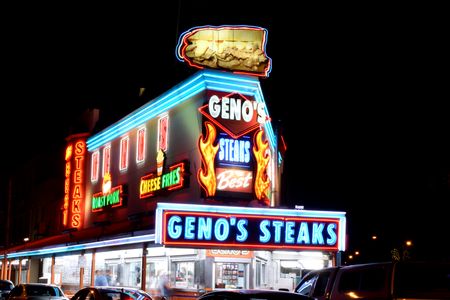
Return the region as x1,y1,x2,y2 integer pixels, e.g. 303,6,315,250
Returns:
280,260,302,288
20,259,29,283
256,260,266,288
50,254,92,294
172,261,195,289
95,248,142,288
146,260,167,290
214,263,246,289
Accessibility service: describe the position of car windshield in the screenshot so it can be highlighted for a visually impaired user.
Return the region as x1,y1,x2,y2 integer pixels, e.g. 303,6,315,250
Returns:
0,282,13,290
26,286,63,297
99,289,151,300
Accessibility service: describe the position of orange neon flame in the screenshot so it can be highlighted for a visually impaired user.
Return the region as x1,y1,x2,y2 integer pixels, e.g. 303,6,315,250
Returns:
102,172,112,194
198,122,219,197
65,144,73,161
253,130,271,204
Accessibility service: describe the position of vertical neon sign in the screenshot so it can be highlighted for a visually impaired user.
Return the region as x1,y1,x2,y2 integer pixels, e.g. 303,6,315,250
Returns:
63,145,72,226
63,134,87,229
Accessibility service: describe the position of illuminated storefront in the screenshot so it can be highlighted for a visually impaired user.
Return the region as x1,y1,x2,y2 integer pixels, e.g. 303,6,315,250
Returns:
1,25,346,299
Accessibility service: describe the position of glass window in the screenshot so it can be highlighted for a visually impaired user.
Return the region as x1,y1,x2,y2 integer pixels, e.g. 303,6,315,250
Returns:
296,273,317,296
280,260,302,287
136,127,146,164
172,261,195,289
312,271,331,297
91,151,99,182
119,136,129,171
146,260,167,290
256,261,261,287
256,260,266,288
96,248,142,288
158,115,169,152
53,253,92,295
214,263,246,289
102,145,111,177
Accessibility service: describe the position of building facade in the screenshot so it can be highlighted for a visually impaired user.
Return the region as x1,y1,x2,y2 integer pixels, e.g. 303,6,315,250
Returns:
1,26,346,300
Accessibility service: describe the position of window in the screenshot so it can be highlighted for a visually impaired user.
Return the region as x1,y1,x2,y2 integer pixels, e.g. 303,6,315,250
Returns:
157,114,169,151
119,136,129,171
136,127,146,164
91,151,99,182
296,273,317,296
102,145,111,177
256,260,266,288
173,261,195,288
215,263,246,289
312,271,331,297
146,260,167,290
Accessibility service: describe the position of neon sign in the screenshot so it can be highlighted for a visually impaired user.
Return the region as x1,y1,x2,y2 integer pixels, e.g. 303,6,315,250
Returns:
63,134,87,228
253,130,271,204
160,210,340,251
198,122,219,197
91,173,124,212
63,145,72,226
140,161,188,199
216,168,252,193
199,91,268,139
176,25,272,77
218,133,251,167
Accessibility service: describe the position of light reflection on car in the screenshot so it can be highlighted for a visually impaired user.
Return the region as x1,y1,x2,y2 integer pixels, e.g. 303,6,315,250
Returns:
70,287,153,300
7,283,68,300
197,289,313,300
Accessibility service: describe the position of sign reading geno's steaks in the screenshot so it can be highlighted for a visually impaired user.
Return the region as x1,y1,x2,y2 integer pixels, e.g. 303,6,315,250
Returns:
161,210,340,251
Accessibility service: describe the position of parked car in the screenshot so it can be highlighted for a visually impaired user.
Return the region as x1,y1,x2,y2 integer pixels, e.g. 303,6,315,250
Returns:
0,280,14,300
197,289,313,300
7,283,68,300
294,261,450,300
70,287,153,300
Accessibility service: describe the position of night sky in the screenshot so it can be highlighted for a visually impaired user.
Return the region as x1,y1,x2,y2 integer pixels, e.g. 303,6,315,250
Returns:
2,4,448,261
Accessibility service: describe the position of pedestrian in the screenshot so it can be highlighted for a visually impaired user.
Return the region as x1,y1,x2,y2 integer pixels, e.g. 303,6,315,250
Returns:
95,270,108,286
105,269,113,286
158,272,172,300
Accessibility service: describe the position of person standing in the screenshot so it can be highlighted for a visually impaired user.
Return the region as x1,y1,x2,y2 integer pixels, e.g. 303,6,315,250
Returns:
158,272,172,300
105,269,113,286
95,270,108,286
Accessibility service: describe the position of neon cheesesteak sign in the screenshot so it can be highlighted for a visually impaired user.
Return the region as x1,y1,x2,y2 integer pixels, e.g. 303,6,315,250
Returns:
198,90,271,204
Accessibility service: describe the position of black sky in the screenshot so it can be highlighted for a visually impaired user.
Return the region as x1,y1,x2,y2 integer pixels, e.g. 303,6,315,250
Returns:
2,4,449,261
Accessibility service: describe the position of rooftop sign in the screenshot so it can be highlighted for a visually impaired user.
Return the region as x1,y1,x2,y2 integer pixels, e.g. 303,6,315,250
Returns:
176,25,272,77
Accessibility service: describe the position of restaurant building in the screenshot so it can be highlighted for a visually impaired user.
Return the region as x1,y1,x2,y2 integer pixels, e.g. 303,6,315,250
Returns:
1,26,346,298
